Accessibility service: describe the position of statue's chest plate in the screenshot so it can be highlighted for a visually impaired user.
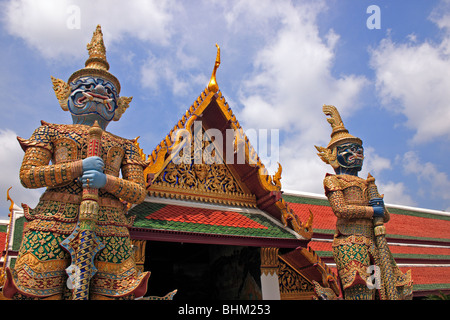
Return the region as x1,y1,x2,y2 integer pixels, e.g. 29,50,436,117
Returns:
333,175,370,206
342,186,368,206
52,125,126,177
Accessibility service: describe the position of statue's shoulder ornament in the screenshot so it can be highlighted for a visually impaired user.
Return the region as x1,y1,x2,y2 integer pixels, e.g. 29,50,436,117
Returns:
323,173,368,195
17,121,57,152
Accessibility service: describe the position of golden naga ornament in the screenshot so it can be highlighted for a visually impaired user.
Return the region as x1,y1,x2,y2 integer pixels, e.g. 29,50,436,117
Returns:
51,76,71,111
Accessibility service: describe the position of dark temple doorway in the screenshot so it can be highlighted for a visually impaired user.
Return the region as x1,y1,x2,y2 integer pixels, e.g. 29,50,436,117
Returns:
143,241,262,300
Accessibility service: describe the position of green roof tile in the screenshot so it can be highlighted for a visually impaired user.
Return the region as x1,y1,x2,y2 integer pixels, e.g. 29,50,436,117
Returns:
129,201,297,239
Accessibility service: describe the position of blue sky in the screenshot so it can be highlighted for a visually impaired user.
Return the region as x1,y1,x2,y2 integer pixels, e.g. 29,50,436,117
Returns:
1,0,450,219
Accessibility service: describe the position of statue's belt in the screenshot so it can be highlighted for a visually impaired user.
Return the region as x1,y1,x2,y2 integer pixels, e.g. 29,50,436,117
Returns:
41,191,124,208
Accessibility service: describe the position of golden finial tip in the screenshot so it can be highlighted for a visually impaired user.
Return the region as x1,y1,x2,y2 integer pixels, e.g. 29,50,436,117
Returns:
322,105,362,150
208,43,221,93
85,24,109,71
6,186,14,213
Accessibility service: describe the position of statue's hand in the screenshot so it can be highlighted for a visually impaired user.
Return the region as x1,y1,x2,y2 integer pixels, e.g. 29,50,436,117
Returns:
82,156,104,173
369,198,385,218
81,170,106,189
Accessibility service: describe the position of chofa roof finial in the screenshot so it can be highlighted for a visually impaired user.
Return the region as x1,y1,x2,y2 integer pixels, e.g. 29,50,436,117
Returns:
208,44,221,93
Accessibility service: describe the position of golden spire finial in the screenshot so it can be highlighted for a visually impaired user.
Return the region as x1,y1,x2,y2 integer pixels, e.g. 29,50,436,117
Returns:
208,44,221,93
323,105,345,132
85,25,109,71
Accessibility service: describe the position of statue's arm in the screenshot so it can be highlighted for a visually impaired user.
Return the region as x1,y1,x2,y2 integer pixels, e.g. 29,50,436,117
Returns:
327,190,374,219
18,126,83,189
19,145,83,189
103,143,147,204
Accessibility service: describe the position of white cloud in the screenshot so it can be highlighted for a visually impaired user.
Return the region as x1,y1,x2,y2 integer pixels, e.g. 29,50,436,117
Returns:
279,134,331,195
0,129,42,218
140,52,207,97
1,0,176,59
360,146,392,178
229,1,367,193
430,0,450,31
357,148,416,208
370,6,450,144
237,3,368,132
402,151,450,206
378,181,416,207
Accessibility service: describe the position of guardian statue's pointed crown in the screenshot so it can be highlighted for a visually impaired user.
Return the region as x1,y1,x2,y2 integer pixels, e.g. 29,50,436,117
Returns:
68,25,121,93
315,105,362,168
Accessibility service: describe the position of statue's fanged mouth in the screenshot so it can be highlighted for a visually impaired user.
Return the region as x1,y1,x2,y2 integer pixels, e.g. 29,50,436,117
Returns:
348,153,364,161
78,91,113,111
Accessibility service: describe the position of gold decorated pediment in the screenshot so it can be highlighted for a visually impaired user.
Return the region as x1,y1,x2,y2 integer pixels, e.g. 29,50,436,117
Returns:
148,125,256,207
278,256,315,300
136,44,310,238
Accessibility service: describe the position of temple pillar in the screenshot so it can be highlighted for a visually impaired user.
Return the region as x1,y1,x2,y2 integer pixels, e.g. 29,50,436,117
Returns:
132,239,146,272
260,247,280,300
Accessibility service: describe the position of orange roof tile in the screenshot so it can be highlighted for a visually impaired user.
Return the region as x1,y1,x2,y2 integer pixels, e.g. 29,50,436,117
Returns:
287,200,450,242
146,205,268,229
0,232,6,258
401,267,450,286
385,213,450,241
287,202,336,232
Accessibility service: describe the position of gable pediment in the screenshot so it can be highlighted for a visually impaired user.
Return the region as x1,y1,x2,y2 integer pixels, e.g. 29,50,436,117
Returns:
149,123,257,207
135,46,314,239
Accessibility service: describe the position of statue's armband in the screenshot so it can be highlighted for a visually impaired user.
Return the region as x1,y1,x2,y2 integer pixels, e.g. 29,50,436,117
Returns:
103,143,147,205
103,164,146,204
18,133,83,189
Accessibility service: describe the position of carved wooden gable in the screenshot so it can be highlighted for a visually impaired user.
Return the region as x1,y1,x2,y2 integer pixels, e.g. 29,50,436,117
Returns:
278,257,315,300
149,125,256,207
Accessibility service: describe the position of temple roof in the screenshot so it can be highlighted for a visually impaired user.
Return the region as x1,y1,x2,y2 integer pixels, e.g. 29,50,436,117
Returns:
129,197,306,248
133,56,313,241
283,190,450,297
0,224,7,261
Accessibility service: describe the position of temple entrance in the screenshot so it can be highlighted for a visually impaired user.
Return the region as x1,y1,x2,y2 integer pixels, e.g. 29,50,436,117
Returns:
143,241,262,300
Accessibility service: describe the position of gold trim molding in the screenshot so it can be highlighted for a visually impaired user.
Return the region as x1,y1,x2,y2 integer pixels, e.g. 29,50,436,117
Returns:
260,247,279,276
132,239,146,272
149,183,256,208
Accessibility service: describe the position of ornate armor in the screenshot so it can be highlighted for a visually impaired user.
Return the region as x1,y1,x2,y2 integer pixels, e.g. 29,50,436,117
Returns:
5,121,149,299
315,105,412,300
325,173,386,298
3,25,150,300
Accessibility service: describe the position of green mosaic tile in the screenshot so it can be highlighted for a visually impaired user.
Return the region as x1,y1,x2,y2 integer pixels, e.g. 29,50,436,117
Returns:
129,201,297,239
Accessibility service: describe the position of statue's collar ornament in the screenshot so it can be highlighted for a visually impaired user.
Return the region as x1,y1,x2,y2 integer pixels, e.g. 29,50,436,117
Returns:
315,105,364,175
51,25,132,130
